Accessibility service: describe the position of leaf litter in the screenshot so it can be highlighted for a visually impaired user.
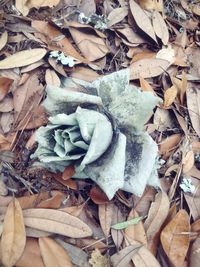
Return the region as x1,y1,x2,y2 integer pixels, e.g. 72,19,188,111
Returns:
0,0,200,266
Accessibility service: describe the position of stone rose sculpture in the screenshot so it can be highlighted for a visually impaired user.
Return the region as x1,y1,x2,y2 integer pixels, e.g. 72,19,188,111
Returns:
32,69,161,199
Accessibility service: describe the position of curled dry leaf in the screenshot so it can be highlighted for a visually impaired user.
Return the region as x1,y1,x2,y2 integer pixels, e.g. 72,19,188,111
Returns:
98,203,114,238
160,209,190,267
1,198,26,267
129,0,157,43
0,77,13,101
0,31,8,51
144,191,169,254
124,209,147,246
16,238,45,267
0,49,47,69
152,11,169,45
39,237,73,267
23,208,92,238
130,58,170,80
164,85,178,107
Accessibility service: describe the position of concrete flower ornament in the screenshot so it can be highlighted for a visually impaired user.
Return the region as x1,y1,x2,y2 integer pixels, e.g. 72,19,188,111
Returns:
32,69,161,199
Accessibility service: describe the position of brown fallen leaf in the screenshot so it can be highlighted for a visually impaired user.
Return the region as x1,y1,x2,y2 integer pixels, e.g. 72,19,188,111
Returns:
111,204,125,249
144,191,169,254
23,208,92,238
152,11,169,45
182,150,195,173
45,69,61,87
164,85,178,107
139,76,154,92
69,27,109,61
70,67,100,82
89,186,109,205
131,240,161,267
16,238,45,267
27,0,60,9
1,198,26,267
110,245,141,267
62,165,75,180
107,7,128,27
130,58,170,80
160,209,190,267
0,49,47,69
39,237,73,267
32,20,87,63
98,203,114,238
124,209,147,246
129,0,157,43
0,31,8,51
139,0,163,11
159,133,182,159
190,237,200,267
0,77,13,101
186,84,200,138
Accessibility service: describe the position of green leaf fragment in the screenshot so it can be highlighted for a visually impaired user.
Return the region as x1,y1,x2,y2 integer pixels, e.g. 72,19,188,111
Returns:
111,216,143,230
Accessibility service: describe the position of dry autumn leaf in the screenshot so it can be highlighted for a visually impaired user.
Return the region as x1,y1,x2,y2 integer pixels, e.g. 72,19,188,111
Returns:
139,0,163,11
0,31,8,51
1,198,26,267
161,209,190,267
0,49,47,69
107,7,128,27
164,85,178,107
23,208,92,238
98,203,114,238
16,238,45,267
190,237,200,267
130,0,157,43
152,11,169,45
45,69,61,87
124,209,147,246
39,237,73,267
130,58,170,80
144,191,169,254
131,240,161,267
182,150,195,173
139,76,154,92
0,77,13,101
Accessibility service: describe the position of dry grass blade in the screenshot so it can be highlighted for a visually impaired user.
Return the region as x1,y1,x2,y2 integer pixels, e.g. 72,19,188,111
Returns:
39,237,73,267
1,198,26,267
23,208,92,238
0,49,47,69
160,209,190,267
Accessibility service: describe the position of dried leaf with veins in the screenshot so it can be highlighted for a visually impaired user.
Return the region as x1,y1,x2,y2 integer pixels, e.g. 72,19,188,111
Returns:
144,191,169,254
161,209,190,267
98,203,114,238
129,0,157,43
1,198,26,267
23,208,92,238
125,209,147,246
152,11,169,45
39,237,73,267
131,240,161,267
0,49,47,69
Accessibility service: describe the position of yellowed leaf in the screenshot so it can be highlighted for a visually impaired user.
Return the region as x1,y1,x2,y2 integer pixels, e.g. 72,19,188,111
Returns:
160,209,190,267
1,198,26,267
125,209,147,246
89,249,109,267
39,237,73,267
45,69,60,87
15,0,30,16
0,49,47,69
28,0,60,9
139,0,163,11
192,4,200,16
152,11,169,45
144,191,169,254
182,150,195,173
130,0,157,43
164,85,178,107
23,208,92,238
0,31,8,51
130,58,170,80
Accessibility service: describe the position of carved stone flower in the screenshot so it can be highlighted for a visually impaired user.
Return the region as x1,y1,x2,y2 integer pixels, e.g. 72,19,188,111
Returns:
32,69,161,199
